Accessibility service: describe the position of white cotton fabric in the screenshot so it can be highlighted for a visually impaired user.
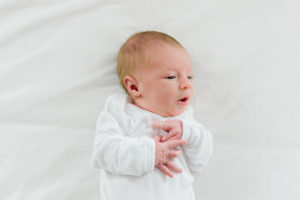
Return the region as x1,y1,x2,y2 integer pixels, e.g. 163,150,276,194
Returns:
91,94,213,200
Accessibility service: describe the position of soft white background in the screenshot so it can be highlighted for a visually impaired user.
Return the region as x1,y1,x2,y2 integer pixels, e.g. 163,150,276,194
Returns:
1,0,299,199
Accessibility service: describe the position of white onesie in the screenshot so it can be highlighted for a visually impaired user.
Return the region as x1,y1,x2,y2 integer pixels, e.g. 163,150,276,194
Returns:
91,94,213,200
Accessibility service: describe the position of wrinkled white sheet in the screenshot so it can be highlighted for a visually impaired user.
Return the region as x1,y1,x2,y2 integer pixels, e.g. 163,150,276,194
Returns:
1,0,300,199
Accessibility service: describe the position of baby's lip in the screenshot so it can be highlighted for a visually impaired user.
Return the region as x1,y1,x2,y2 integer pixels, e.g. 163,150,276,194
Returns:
178,96,190,103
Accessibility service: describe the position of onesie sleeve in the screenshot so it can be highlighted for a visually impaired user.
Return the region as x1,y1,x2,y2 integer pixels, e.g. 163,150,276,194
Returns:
91,99,155,176
180,111,213,173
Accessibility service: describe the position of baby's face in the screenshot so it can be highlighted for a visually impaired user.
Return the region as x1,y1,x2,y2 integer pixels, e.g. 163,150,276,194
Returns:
134,42,194,117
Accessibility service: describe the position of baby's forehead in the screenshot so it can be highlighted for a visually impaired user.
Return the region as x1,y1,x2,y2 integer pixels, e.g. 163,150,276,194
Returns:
139,62,193,75
143,45,191,68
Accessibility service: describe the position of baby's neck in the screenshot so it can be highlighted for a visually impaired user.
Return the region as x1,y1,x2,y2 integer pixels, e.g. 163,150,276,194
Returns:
127,95,184,118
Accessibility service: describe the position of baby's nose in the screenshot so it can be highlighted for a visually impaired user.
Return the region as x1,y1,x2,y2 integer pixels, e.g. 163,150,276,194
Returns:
180,80,192,90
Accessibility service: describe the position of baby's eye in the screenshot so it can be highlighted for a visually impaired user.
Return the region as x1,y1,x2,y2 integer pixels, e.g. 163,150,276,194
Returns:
167,76,176,79
187,75,193,80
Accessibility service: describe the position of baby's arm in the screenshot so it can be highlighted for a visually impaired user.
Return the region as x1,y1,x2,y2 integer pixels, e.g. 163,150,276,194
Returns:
91,108,185,177
180,119,213,172
91,110,155,176
152,116,213,173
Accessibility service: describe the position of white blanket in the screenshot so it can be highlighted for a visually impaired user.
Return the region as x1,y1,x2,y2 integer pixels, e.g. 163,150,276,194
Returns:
1,0,299,199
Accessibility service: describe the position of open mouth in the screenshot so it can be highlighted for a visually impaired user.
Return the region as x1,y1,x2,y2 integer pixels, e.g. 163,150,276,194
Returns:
178,97,189,105
180,97,188,102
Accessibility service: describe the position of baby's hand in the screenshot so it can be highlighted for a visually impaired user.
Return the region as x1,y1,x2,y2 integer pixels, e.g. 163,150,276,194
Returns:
152,119,183,142
153,135,186,178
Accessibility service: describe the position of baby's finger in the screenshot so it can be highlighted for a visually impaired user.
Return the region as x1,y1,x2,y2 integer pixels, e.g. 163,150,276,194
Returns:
153,135,162,142
165,161,182,173
152,120,173,131
158,165,174,178
168,149,181,158
167,139,186,149
161,129,177,142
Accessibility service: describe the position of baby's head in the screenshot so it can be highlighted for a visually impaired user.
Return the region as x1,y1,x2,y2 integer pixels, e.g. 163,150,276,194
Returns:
117,31,194,117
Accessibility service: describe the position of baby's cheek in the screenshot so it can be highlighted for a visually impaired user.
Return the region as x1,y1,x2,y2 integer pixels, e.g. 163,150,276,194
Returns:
158,94,173,106
161,87,177,98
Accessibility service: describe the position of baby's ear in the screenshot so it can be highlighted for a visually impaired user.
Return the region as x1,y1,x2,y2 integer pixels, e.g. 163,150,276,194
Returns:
123,75,141,98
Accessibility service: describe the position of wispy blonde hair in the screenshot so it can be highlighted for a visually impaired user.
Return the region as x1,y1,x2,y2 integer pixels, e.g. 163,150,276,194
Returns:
116,31,184,93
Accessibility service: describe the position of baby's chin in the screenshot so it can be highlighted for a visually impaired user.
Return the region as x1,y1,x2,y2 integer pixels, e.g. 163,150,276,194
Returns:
133,99,189,118
158,108,187,118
